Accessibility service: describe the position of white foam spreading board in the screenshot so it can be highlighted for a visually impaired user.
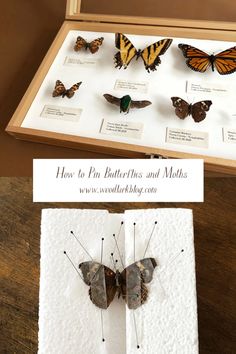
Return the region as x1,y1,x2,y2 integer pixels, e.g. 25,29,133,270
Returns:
39,208,198,354
21,30,236,160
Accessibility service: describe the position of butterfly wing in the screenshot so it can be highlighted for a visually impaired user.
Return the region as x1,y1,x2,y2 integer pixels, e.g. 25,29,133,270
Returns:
88,37,104,54
114,33,137,69
66,82,82,98
103,94,121,107
140,38,173,72
214,46,236,75
119,258,157,310
130,99,152,109
178,44,211,73
74,36,87,51
171,97,190,119
52,80,66,97
79,261,117,309
191,100,212,122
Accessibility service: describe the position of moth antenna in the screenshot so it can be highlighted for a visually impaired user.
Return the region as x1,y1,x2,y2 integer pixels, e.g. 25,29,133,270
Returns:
113,234,125,269
132,310,140,349
143,221,158,258
101,238,104,264
70,231,93,260
159,249,185,275
63,251,83,281
111,221,124,258
133,223,136,263
100,310,105,343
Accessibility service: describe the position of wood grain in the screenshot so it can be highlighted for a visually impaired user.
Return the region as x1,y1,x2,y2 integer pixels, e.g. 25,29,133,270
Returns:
0,177,235,353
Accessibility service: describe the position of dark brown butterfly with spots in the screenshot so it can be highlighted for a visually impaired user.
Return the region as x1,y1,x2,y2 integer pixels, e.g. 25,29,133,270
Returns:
79,258,157,309
171,97,212,123
52,80,82,98
104,94,152,114
74,36,104,54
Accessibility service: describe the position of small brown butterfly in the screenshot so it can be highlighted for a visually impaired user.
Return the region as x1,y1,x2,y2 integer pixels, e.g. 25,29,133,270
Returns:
79,258,157,310
74,36,104,54
104,94,152,114
52,80,82,98
171,97,212,122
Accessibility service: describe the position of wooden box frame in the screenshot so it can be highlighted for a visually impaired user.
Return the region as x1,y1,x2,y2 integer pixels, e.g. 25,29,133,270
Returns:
6,0,236,174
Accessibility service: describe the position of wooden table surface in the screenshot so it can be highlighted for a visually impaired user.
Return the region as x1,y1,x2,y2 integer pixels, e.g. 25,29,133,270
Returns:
0,177,235,353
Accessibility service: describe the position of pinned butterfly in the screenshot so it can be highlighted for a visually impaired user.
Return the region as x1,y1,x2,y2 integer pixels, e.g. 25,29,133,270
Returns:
178,43,236,75
115,33,173,72
104,94,152,114
171,97,212,123
74,36,104,54
79,258,157,310
52,80,82,98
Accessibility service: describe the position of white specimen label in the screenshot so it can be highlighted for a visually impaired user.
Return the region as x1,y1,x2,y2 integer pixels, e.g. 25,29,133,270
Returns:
166,127,209,148
223,128,236,144
64,56,97,67
100,118,143,139
114,79,149,93
40,105,82,122
187,80,231,95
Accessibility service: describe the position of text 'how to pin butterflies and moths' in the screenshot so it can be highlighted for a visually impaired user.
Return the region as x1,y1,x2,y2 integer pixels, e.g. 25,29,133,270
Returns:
52,80,82,99
114,33,173,72
178,43,236,75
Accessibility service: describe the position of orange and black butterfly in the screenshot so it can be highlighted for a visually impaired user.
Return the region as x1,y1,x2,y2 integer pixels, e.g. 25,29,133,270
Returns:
115,33,173,72
178,43,236,75
52,80,82,98
74,36,104,54
171,97,212,123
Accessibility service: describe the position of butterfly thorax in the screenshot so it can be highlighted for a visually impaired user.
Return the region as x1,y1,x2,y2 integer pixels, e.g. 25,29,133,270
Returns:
209,55,216,71
120,95,132,113
136,49,142,59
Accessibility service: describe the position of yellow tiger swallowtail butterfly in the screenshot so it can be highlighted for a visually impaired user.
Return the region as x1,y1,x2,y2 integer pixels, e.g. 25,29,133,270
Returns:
114,33,173,72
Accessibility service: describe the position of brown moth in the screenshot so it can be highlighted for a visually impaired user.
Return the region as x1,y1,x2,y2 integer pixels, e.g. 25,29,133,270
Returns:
74,36,104,54
52,80,82,98
79,258,157,310
171,97,212,123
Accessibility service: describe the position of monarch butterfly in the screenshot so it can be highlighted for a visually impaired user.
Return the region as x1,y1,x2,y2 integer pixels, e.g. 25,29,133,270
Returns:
52,80,82,98
74,36,104,54
115,33,173,72
178,43,236,75
171,97,212,123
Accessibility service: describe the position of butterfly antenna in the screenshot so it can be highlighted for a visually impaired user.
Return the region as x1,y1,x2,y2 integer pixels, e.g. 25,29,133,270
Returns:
133,223,136,262
101,238,104,264
143,221,158,258
110,253,118,271
63,251,83,281
100,310,105,343
113,233,125,268
111,221,124,257
159,249,185,275
70,231,93,260
132,311,140,349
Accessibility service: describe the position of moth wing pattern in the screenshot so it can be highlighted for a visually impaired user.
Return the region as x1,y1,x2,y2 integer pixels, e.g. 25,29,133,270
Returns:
178,44,211,73
88,37,104,54
130,99,152,109
66,82,82,98
103,94,121,107
52,80,66,97
140,38,173,72
191,100,212,122
171,97,190,119
119,258,157,310
74,36,87,51
79,261,117,309
214,46,236,75
114,33,137,69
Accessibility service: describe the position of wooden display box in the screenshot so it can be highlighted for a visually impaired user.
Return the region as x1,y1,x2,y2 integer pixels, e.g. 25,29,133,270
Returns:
6,0,236,174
